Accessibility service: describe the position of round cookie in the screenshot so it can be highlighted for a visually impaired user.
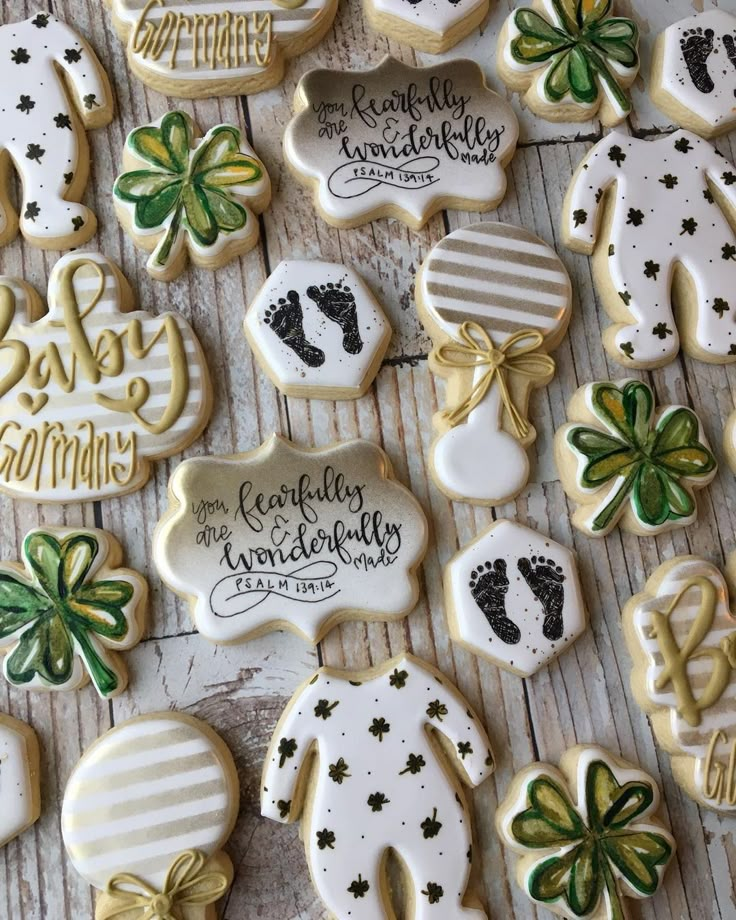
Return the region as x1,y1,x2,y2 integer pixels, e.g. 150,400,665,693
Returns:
0,713,41,848
363,0,489,54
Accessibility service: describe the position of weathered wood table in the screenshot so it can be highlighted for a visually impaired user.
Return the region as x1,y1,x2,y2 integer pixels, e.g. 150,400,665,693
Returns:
1,0,734,917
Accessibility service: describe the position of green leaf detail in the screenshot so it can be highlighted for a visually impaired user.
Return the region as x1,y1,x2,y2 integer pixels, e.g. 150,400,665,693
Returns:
511,777,585,847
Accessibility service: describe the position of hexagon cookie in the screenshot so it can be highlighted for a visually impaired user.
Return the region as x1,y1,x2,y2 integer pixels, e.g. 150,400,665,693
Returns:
445,520,587,677
363,0,490,54
0,713,40,847
244,261,392,399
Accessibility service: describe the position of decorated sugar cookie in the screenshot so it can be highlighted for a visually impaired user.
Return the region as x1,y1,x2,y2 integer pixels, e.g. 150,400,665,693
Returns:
62,712,238,919
563,130,736,368
262,653,494,919
0,14,114,250
153,436,428,644
0,251,212,502
104,0,339,97
0,713,40,848
555,379,717,538
284,57,519,230
363,0,489,54
114,111,271,282
244,260,392,399
497,0,639,127
496,745,675,920
624,555,736,813
0,527,147,699
445,521,587,677
417,222,572,505
651,10,736,140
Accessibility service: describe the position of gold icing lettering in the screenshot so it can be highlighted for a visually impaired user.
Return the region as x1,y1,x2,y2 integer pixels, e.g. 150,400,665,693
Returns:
703,730,736,805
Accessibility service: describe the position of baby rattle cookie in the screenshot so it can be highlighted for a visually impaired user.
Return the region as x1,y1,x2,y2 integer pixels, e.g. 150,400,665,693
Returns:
0,13,114,250
114,111,271,282
261,653,494,920
153,435,428,644
624,554,736,813
0,713,41,848
284,56,519,230
0,527,147,699
563,130,736,368
244,260,391,399
496,744,675,920
104,0,339,98
651,10,736,140
363,0,489,54
417,222,572,505
555,379,717,538
62,711,238,920
445,520,587,677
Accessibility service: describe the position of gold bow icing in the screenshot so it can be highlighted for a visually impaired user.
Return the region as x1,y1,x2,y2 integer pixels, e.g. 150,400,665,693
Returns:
100,850,229,920
433,322,556,438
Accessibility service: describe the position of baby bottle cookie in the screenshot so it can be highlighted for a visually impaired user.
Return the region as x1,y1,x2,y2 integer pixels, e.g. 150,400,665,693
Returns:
363,0,490,54
417,222,572,506
0,713,41,848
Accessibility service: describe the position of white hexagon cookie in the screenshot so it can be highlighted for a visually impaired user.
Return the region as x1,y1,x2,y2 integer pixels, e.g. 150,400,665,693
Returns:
445,520,587,677
0,713,40,847
244,261,392,399
364,0,490,54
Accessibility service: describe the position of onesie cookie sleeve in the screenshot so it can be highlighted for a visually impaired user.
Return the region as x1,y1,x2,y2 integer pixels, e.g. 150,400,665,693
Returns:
704,146,736,212
564,136,619,251
47,16,113,125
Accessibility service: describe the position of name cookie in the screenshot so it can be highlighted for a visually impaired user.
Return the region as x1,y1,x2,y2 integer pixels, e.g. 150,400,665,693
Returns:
363,0,489,54
262,653,494,919
0,713,40,848
0,14,114,250
114,111,271,282
153,436,428,644
417,222,572,505
0,252,212,502
284,56,519,230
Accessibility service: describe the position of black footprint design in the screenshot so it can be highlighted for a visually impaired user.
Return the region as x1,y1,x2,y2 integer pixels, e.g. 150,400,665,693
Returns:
265,290,325,368
723,33,736,74
518,556,566,642
306,282,364,355
469,560,521,645
681,27,715,94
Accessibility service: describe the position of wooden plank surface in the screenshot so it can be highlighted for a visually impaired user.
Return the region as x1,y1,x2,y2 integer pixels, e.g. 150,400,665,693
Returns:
1,0,734,917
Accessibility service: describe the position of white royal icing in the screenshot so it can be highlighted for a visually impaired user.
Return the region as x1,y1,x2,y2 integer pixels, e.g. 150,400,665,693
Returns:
368,0,487,39
261,654,493,920
0,716,39,848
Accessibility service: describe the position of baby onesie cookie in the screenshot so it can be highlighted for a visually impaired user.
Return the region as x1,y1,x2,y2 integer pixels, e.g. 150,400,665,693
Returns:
0,251,212,502
0,13,114,250
445,520,587,677
0,713,40,848
496,745,675,920
363,0,489,54
114,111,271,282
244,260,391,399
153,436,428,644
651,10,736,140
0,527,147,699
498,0,639,127
417,222,572,505
104,0,339,97
555,379,717,538
261,653,494,919
284,56,519,230
624,555,736,813
62,711,238,920
563,130,736,368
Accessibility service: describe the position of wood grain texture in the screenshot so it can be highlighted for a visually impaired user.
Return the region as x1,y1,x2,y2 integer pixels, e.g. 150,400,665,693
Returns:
0,0,734,918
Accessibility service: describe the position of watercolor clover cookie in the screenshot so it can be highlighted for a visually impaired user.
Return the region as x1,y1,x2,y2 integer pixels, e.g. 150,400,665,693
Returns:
555,380,717,538
285,56,519,230
496,745,675,920
445,520,587,677
244,260,392,399
104,0,339,97
563,130,736,368
0,13,113,250
417,222,572,505
262,653,494,919
363,0,489,54
0,527,147,699
62,712,238,919
0,251,212,502
624,555,736,813
498,0,639,127
153,436,428,644
0,713,40,848
651,10,736,140
114,111,271,282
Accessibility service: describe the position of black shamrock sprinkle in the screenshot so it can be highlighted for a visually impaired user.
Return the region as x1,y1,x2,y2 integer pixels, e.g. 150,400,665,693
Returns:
426,700,448,721
277,799,291,818
713,298,730,317
722,243,736,261
422,883,444,904
83,94,99,110
458,741,473,760
608,145,626,167
367,792,390,812
485,750,494,767
595,187,605,203
704,188,715,204
680,218,698,236
400,753,426,775
26,144,45,163
64,172,74,185
64,48,83,64
572,208,587,227
389,668,408,689
608,244,615,257
328,757,350,784
626,208,644,227
71,216,84,232
730,344,736,355
348,876,369,899
620,342,635,358
421,808,442,839
16,95,35,114
23,201,40,222
368,717,390,741
316,828,336,850
314,699,339,720
659,174,678,189
54,113,72,130
644,260,660,280
277,737,297,767
674,137,692,153
652,323,672,339
618,291,632,306
723,171,736,186
32,13,49,28
11,48,30,64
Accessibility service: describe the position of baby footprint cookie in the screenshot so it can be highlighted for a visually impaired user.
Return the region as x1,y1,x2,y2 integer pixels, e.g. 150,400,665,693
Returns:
0,713,40,848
